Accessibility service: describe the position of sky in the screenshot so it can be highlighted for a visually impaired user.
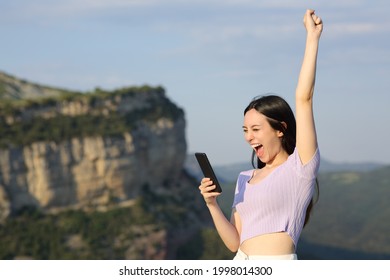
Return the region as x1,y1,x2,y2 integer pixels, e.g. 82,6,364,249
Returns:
1,0,390,165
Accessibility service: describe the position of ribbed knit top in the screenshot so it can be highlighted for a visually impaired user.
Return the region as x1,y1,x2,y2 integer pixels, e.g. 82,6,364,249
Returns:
232,147,320,248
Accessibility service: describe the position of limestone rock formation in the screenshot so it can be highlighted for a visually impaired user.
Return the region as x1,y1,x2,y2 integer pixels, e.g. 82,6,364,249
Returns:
0,71,189,220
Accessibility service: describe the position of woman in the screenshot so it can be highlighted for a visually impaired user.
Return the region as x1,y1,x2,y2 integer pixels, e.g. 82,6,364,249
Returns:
198,9,323,260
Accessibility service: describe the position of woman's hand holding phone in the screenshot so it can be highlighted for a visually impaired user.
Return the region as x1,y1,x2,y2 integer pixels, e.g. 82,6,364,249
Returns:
198,177,222,206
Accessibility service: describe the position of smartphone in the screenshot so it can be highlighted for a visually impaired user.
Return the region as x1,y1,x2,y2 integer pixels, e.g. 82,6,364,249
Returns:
195,152,222,193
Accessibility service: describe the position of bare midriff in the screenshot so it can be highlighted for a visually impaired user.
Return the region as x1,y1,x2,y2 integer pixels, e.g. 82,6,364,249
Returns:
239,232,295,255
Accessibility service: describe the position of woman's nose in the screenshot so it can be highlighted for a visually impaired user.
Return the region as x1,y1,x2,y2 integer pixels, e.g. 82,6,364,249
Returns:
244,131,253,142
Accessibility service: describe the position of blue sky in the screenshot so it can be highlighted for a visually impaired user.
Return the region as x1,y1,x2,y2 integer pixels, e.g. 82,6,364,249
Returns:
1,0,390,165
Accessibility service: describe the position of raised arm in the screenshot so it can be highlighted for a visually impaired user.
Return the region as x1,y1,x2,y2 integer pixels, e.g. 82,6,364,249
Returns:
295,9,323,164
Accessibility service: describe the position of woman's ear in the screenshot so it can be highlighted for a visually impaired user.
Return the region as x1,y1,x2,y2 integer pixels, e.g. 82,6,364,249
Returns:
277,122,287,137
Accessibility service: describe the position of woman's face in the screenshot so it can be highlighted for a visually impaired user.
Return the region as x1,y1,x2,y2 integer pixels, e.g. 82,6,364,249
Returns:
243,109,285,165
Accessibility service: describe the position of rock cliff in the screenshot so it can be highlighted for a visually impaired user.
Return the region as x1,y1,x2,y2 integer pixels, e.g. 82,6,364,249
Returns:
0,72,193,221
0,71,216,260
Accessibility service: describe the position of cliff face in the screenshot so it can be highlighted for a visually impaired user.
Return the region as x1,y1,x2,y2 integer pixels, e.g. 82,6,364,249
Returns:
0,120,186,214
0,72,188,220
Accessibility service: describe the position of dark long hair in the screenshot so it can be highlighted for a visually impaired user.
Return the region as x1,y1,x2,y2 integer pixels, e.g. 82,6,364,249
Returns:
244,95,319,227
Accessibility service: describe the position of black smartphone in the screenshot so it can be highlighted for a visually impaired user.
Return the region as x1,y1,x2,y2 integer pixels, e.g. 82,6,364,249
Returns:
195,152,222,193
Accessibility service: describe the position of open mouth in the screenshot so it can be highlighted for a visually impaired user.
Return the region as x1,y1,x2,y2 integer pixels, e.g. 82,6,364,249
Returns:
251,144,263,151
251,144,264,158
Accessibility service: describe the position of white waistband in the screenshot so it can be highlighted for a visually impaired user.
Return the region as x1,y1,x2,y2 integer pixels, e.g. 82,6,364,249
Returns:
233,248,298,260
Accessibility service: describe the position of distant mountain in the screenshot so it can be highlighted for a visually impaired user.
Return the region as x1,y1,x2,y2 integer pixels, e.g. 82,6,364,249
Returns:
319,158,384,173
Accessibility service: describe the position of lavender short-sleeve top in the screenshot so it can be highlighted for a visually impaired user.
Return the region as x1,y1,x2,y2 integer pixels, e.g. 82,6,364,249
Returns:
232,147,320,248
